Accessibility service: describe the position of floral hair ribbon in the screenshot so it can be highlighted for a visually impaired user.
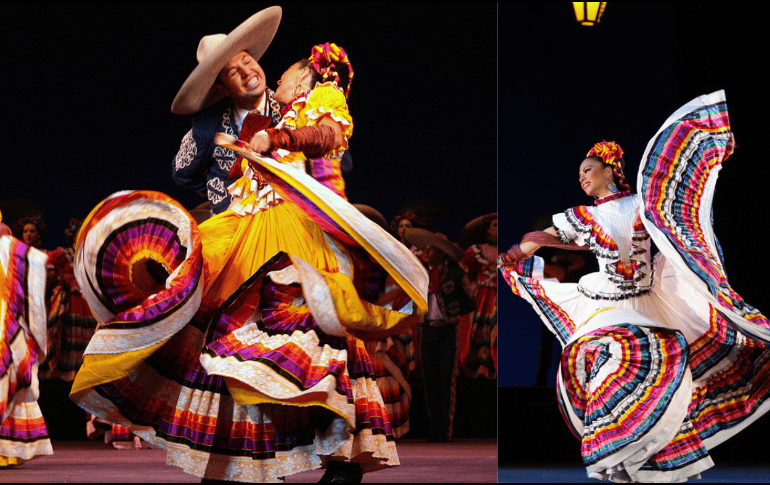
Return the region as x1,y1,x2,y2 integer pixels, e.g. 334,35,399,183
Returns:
390,212,422,234
65,218,84,247
310,42,354,98
17,215,47,236
586,140,624,167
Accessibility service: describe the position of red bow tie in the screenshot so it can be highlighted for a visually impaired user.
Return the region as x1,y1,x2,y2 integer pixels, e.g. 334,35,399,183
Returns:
429,266,444,293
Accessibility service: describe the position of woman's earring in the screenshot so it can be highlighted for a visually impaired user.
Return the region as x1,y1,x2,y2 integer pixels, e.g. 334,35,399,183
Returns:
606,182,618,193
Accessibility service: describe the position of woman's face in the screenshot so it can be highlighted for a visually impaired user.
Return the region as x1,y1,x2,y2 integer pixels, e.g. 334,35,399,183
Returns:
274,63,309,105
397,218,413,240
23,223,41,246
486,218,498,241
579,158,614,198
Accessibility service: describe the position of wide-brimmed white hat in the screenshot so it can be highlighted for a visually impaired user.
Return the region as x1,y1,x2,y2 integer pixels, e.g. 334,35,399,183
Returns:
171,6,282,115
404,228,463,262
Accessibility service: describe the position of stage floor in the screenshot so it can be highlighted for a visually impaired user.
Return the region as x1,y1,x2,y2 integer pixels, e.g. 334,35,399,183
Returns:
499,465,770,483
2,439,497,483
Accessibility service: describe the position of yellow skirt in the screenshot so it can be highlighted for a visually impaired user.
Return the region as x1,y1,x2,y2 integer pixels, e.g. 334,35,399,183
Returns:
201,200,340,304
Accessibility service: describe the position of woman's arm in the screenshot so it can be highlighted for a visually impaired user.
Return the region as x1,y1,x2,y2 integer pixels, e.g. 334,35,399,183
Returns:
248,118,344,156
500,226,588,266
519,226,558,255
499,226,558,265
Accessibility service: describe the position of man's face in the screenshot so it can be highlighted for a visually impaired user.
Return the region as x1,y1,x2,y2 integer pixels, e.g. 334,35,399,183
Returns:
424,245,445,267
218,51,267,106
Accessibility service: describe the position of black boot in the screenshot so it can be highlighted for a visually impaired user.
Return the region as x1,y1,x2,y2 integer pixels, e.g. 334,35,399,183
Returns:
318,461,364,483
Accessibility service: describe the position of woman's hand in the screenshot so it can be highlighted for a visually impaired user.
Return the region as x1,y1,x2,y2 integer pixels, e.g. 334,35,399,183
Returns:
724,132,736,161
498,245,529,266
248,132,272,154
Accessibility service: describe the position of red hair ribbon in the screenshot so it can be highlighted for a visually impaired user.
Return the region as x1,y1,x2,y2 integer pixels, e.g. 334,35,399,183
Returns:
309,42,354,98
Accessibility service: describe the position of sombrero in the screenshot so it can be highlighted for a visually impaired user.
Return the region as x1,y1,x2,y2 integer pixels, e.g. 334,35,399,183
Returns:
171,6,282,115
353,204,389,231
404,228,463,262
459,212,497,248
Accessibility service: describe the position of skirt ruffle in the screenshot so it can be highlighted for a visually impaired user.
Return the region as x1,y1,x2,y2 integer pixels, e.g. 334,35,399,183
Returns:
557,309,712,482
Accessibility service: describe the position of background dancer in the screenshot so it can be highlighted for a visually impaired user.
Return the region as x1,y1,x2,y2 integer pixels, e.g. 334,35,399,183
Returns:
0,211,53,468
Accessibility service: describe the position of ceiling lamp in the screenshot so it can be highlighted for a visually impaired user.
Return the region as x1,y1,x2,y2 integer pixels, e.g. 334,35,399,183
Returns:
573,2,607,26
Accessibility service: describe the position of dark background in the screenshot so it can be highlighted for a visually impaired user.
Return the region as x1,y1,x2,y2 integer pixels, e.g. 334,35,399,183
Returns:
499,2,770,465
0,2,497,442
1,2,497,248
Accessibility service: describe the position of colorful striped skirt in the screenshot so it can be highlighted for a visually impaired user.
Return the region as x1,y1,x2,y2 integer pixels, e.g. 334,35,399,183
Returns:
70,188,427,482
0,236,53,463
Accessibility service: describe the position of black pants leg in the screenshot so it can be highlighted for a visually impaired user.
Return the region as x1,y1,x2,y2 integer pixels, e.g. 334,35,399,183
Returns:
420,324,458,439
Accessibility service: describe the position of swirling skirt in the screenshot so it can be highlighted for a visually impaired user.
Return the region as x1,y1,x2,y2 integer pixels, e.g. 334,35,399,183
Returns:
69,191,424,482
557,309,713,482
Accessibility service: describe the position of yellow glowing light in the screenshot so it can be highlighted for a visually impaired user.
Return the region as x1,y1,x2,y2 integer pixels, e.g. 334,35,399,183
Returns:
573,2,607,26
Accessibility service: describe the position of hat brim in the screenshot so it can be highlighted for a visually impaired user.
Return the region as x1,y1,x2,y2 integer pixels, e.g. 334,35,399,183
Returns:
353,204,389,232
460,212,497,246
404,228,463,262
171,6,282,115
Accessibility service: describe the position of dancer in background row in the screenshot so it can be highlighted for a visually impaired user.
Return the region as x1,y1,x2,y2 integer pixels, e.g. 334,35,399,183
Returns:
406,228,473,443
357,204,416,439
458,213,497,380
0,211,53,468
17,216,47,252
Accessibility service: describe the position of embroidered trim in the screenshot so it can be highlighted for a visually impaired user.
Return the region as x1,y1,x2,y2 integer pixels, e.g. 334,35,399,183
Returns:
174,130,196,171
595,192,633,206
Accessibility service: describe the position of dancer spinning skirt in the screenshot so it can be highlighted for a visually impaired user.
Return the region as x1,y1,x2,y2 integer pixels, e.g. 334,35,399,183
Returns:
70,42,428,482
500,91,770,482
0,216,53,467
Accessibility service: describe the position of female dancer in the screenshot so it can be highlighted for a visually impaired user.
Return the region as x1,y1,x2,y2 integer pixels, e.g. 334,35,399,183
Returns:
0,212,53,467
70,42,427,483
17,216,46,251
499,91,770,482
458,213,497,379
390,213,423,248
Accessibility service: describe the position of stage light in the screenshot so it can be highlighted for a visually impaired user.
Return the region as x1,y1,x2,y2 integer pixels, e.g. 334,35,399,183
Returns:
573,2,607,26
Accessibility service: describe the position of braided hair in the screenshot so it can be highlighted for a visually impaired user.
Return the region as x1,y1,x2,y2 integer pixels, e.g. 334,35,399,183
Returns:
298,42,354,99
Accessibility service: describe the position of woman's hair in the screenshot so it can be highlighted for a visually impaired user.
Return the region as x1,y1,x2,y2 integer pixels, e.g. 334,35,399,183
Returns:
295,58,351,96
17,215,47,236
65,218,83,248
481,213,497,233
389,212,423,235
299,43,353,98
